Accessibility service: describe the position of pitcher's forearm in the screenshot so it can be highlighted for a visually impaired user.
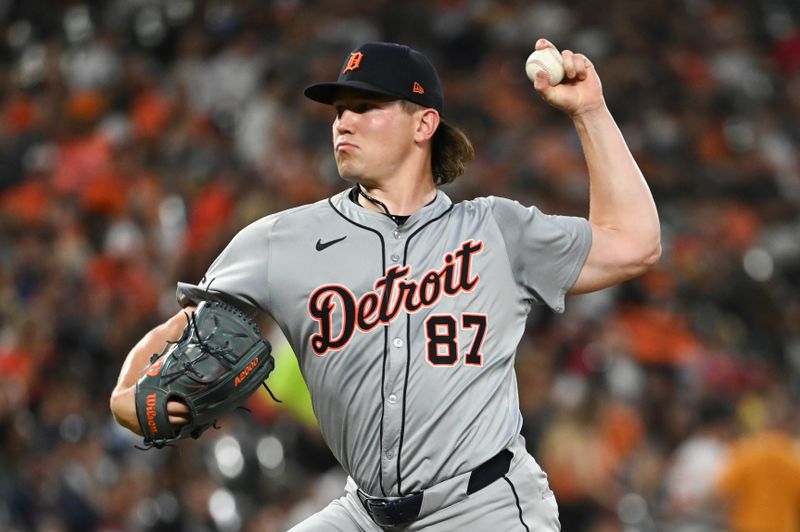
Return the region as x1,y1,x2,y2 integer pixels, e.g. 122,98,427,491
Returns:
110,308,193,433
573,106,660,249
113,311,189,390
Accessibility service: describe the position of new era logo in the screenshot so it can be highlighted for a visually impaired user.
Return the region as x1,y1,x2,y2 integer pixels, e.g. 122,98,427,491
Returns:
412,82,425,94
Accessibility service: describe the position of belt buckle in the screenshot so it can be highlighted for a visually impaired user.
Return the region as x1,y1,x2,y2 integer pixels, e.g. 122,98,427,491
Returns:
357,489,423,528
363,496,390,511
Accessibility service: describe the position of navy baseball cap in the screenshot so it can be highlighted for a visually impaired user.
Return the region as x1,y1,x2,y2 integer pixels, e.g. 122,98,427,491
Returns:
304,42,444,114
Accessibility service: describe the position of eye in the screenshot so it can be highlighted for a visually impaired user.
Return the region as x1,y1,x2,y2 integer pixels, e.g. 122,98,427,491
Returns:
353,103,374,113
334,102,376,118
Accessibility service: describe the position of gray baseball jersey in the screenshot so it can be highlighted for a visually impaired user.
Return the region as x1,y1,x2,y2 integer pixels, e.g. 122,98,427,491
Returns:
177,187,590,500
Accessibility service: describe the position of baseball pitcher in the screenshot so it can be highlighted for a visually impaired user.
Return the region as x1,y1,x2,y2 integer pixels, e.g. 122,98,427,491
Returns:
110,39,660,530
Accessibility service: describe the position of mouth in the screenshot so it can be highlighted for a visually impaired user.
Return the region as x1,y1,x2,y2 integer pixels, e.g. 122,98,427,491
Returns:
335,140,356,152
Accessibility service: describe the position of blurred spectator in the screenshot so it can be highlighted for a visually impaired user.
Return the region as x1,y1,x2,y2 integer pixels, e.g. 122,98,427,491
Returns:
714,385,800,532
662,398,737,531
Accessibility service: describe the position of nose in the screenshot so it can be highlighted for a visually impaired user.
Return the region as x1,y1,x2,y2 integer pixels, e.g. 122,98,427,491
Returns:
334,109,355,134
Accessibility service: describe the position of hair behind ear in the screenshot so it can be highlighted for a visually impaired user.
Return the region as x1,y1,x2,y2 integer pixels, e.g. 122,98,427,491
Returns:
431,121,475,185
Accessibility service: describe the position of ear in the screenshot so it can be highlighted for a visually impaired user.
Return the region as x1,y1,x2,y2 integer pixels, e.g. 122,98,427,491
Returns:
414,109,440,143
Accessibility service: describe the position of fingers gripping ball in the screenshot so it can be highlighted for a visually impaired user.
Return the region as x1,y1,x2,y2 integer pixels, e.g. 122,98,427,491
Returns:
134,300,274,449
525,48,564,85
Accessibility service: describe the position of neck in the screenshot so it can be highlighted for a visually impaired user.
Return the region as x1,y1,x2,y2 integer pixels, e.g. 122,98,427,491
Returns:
355,178,436,216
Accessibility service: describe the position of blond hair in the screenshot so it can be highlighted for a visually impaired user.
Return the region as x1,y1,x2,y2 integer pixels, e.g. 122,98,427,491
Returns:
400,100,475,185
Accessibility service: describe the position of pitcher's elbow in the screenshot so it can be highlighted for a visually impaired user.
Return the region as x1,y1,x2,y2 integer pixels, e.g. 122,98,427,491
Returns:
109,387,144,435
626,239,661,279
643,240,662,268
109,389,125,425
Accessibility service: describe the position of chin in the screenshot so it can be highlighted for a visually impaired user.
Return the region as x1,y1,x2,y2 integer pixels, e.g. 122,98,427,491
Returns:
336,162,383,187
336,167,354,182
336,163,361,183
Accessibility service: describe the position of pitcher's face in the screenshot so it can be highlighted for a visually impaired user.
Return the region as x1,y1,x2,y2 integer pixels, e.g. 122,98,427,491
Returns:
332,92,418,184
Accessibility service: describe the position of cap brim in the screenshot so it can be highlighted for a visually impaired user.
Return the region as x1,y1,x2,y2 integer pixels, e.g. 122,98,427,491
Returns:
304,81,402,105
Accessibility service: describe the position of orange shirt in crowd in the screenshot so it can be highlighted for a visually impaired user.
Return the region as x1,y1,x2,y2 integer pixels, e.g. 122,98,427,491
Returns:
715,431,800,532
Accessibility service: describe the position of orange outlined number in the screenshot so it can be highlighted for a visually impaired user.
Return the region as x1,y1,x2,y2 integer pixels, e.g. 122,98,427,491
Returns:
426,315,459,366
343,52,364,73
425,313,487,367
462,314,487,366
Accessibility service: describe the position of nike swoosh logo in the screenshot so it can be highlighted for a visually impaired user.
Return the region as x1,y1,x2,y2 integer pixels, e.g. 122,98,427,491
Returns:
316,236,347,251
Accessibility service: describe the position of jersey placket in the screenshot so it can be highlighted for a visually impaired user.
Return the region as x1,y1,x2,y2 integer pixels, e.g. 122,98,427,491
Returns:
380,224,408,494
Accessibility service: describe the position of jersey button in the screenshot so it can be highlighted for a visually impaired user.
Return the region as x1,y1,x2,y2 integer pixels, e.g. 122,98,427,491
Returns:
385,451,394,459
388,394,397,404
392,338,403,348
393,229,401,239
390,254,400,262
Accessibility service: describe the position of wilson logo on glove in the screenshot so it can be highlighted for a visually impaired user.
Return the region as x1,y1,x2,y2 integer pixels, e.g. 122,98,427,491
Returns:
145,393,159,434
235,357,260,387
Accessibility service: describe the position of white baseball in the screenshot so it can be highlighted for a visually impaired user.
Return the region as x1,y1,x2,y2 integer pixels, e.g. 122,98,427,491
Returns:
525,48,564,85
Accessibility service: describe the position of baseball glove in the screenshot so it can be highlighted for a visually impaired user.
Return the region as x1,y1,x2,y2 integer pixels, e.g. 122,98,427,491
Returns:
134,300,274,449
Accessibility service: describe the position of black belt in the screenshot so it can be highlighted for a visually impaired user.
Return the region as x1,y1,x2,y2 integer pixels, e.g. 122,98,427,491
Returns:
357,449,513,528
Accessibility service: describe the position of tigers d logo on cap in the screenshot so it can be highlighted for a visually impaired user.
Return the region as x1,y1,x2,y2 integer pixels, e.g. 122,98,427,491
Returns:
343,52,364,73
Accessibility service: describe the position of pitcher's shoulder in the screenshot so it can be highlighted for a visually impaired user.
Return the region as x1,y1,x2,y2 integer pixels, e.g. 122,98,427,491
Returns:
243,195,342,232
452,195,513,216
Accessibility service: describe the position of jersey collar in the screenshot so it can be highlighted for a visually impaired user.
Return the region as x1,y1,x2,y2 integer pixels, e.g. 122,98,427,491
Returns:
330,186,453,232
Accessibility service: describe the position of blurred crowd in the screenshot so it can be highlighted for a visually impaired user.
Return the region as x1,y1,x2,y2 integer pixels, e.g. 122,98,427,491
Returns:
1,0,800,531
